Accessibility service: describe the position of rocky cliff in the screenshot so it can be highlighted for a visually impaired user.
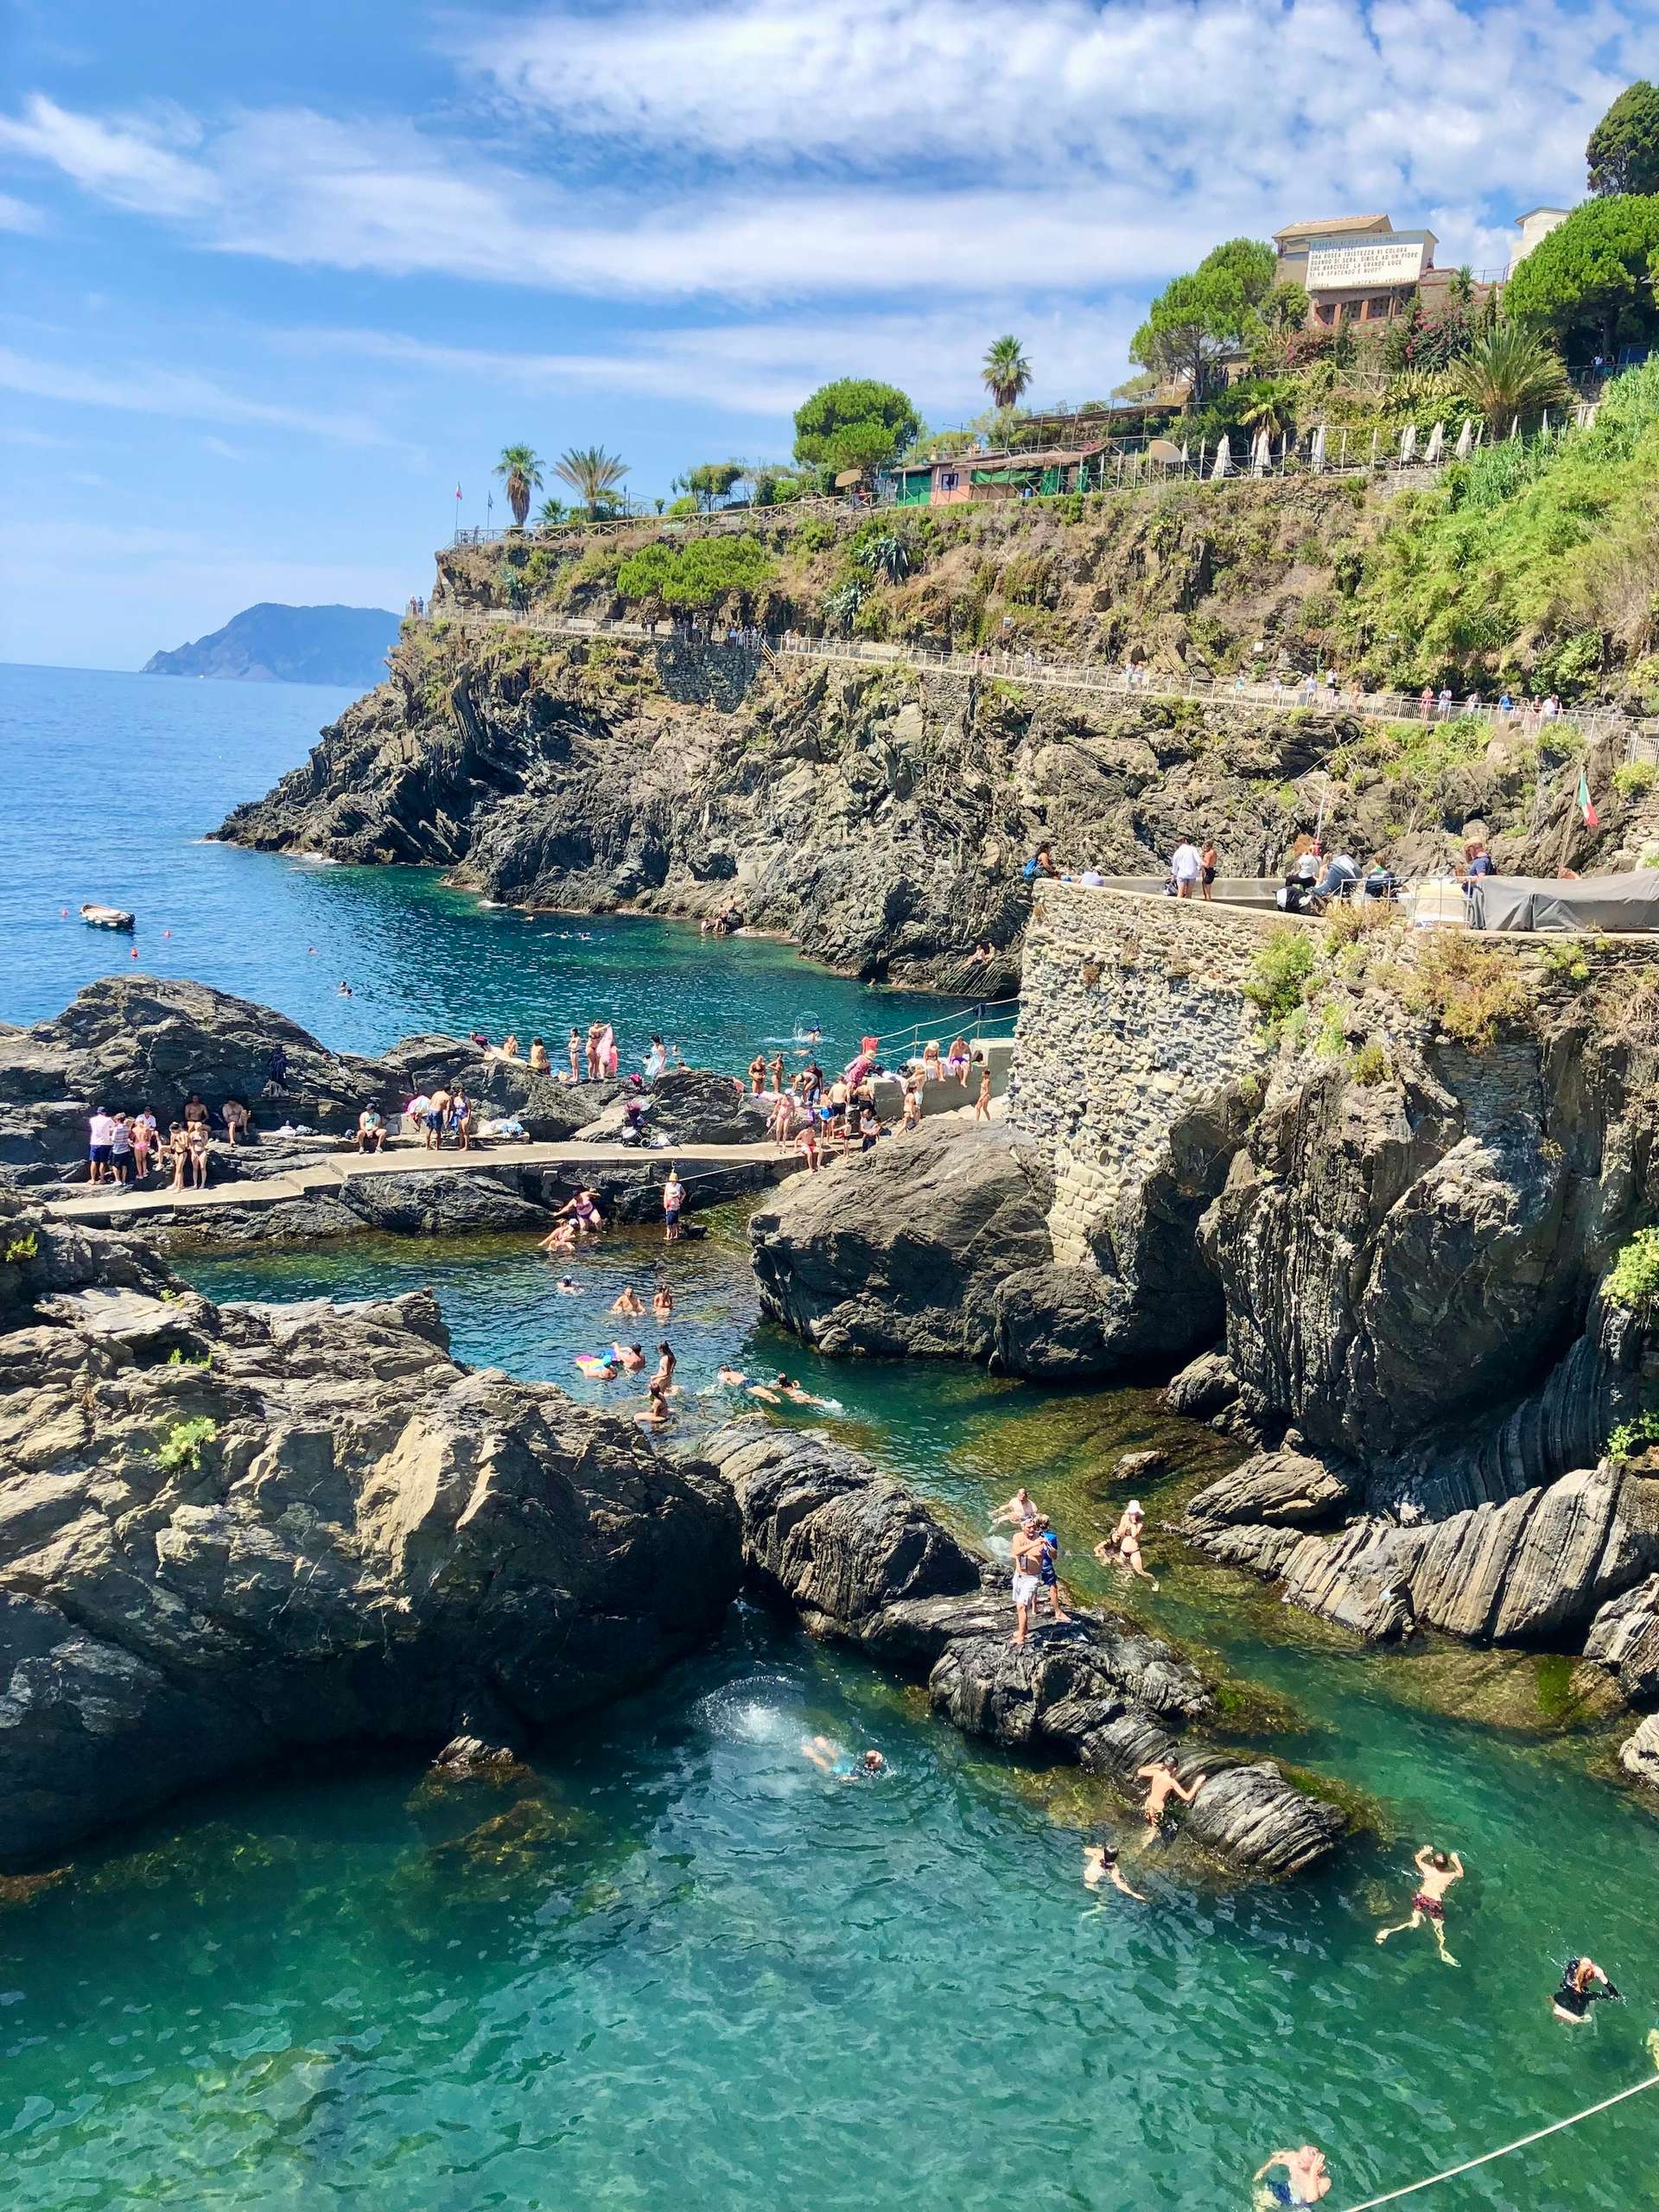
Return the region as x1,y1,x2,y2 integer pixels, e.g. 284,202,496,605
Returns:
703,1421,1344,1878
0,1194,741,1866
213,493,1656,988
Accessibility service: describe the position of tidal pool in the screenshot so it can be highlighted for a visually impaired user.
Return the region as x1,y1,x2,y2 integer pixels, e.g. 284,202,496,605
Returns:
3,1217,1650,2208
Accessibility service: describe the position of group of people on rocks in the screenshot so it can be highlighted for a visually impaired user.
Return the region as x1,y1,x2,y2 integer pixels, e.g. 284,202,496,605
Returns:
86,1091,252,1192
748,1033,993,1170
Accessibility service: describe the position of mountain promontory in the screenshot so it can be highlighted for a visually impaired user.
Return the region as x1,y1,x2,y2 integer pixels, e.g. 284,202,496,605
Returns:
143,601,402,688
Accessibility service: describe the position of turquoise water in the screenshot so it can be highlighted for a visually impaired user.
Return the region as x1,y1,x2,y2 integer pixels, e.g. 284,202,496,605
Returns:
0,663,972,1065
28,1221,1628,2212
4,667,1659,2208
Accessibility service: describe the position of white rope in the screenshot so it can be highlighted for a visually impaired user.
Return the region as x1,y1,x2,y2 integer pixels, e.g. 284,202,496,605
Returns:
1335,2069,1659,2211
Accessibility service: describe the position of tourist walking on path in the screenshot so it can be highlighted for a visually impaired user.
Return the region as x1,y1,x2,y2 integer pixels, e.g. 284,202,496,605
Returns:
1008,1520,1046,1647
1171,837,1203,899
974,1068,992,1122
1375,1844,1465,1966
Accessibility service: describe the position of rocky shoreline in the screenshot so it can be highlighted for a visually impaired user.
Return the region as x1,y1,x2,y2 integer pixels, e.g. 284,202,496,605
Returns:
702,1421,1346,1878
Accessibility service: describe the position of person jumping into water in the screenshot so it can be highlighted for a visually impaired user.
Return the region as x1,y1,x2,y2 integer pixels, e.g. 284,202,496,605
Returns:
1137,1758,1205,1834
1375,1845,1465,1967
1252,2145,1332,2206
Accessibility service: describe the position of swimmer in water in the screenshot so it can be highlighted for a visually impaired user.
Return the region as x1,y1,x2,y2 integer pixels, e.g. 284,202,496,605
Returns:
556,1276,581,1295
1094,1501,1159,1588
1136,1758,1205,1834
539,1221,578,1254
613,1342,646,1372
772,1373,830,1408
991,1485,1040,1529
1083,1840,1147,1899
712,1367,782,1402
1552,1956,1619,2024
611,1286,645,1316
1252,2145,1332,2207
1375,1845,1464,1967
652,1283,674,1319
801,1736,885,1779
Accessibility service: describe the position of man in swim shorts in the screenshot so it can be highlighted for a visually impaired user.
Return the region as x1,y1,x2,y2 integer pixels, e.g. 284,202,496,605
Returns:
1376,1844,1465,1967
1136,1758,1205,1834
1009,1520,1045,1648
1083,1839,1147,1899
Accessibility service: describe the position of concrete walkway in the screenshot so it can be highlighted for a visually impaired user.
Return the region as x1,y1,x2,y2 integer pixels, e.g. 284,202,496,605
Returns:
46,1136,799,1231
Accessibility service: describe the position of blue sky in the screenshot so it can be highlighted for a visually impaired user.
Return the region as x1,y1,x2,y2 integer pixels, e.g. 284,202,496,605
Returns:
1,0,1653,670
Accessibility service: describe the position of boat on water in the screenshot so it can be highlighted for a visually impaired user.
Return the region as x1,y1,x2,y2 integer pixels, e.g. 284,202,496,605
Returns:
79,902,135,931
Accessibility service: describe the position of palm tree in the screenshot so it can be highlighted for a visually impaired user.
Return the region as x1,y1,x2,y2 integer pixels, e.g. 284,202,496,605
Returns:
982,335,1032,411
537,495,569,524
493,444,543,527
1236,382,1298,441
1452,327,1570,434
554,445,630,518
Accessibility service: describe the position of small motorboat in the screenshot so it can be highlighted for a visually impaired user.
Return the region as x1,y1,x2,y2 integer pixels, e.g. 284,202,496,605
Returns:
80,902,135,931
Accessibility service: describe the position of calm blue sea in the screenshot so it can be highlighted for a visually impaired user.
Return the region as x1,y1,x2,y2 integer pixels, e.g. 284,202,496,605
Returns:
0,662,970,1064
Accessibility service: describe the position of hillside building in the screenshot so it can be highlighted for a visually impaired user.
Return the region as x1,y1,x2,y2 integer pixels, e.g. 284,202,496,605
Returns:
886,440,1110,506
1510,207,1571,274
1272,213,1442,328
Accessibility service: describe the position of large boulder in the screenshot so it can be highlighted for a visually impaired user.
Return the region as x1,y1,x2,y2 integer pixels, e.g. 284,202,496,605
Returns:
0,1197,741,1866
704,1422,1345,1879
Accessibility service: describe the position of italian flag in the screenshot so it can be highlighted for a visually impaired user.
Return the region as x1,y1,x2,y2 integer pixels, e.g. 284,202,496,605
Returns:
454,483,463,500
1578,769,1599,829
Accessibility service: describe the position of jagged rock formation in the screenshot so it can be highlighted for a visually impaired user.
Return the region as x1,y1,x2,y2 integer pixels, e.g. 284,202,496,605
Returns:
702,1421,1346,1878
0,1198,741,1866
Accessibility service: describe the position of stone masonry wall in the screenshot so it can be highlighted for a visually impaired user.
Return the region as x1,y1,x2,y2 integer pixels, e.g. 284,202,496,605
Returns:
1007,885,1304,1266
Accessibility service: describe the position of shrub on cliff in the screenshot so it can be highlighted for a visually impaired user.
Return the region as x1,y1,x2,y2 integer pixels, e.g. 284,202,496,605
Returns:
615,535,777,613
1243,929,1315,1033
1606,1228,1659,1311
1403,933,1530,1048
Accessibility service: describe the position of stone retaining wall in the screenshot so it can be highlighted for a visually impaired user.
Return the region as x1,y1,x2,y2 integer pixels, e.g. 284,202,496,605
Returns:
1007,885,1296,1264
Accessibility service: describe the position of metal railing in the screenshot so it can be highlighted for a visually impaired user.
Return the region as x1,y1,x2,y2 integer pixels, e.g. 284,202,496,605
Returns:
411,608,1653,747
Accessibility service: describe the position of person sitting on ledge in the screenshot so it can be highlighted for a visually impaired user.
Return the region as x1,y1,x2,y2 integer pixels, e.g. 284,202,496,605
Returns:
528,1036,550,1071
222,1096,251,1146
355,1107,385,1154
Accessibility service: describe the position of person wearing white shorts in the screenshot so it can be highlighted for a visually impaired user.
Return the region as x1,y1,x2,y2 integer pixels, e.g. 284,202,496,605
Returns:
1010,1520,1046,1647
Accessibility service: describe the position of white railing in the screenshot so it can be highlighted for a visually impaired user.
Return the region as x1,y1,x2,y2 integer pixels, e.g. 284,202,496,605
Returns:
411,607,1652,746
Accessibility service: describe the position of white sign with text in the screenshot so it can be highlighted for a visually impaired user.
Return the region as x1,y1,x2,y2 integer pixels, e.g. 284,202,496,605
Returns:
1306,238,1428,289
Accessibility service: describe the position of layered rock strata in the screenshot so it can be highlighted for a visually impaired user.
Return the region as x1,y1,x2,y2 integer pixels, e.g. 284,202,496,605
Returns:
702,1422,1345,1878
0,1198,740,1865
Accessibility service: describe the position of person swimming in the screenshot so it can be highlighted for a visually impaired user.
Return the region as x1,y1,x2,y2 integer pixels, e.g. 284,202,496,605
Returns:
1375,1845,1464,1967
991,1485,1040,1529
801,1736,884,1779
556,1276,581,1295
1083,1839,1147,1899
1094,1501,1159,1589
611,1286,645,1316
575,1351,620,1380
1553,1956,1619,2024
613,1342,646,1372
1252,2145,1332,2206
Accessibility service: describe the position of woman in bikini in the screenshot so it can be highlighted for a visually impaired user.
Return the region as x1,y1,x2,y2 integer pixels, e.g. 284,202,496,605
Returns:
167,1124,189,1193
1095,1502,1159,1588
652,1282,674,1319
186,1118,211,1190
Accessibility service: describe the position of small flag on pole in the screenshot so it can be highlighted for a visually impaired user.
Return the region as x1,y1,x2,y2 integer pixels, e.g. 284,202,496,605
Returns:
1578,769,1599,829
454,483,462,500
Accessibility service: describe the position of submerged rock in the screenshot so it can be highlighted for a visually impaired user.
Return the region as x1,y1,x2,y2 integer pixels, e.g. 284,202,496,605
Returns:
0,1198,741,1866
703,1421,1345,1879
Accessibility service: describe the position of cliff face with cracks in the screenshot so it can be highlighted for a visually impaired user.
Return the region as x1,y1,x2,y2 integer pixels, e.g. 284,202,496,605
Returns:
750,884,1659,1792
0,1193,741,1867
213,487,1656,990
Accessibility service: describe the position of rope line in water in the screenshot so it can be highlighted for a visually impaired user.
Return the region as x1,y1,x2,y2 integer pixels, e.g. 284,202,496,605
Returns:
1335,2070,1659,2210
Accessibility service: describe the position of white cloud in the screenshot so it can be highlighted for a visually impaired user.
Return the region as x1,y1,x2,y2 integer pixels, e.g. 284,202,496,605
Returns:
303,299,1147,421
0,1,1650,308
0,343,404,447
0,190,43,231
0,92,214,215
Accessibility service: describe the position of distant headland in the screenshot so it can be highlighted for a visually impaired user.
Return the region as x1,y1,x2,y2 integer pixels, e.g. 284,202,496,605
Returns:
142,601,401,687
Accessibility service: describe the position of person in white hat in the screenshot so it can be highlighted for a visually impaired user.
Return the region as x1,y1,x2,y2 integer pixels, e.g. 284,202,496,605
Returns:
1094,1500,1159,1589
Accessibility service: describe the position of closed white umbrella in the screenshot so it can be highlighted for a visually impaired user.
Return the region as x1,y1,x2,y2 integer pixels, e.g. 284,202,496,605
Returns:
1424,422,1444,464
1211,435,1232,480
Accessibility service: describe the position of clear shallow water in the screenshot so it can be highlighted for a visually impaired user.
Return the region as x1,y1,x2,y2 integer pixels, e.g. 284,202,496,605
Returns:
0,663,972,1065
5,666,1659,2208
13,1223,1624,2211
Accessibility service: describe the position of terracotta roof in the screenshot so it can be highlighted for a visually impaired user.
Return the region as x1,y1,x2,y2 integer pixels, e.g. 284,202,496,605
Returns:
1273,214,1390,241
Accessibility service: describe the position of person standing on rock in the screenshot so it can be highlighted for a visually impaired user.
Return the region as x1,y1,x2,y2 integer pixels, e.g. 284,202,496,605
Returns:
1376,1844,1465,1967
1033,1516,1071,1625
663,1168,684,1242
424,1087,450,1151
568,1029,582,1081
1009,1520,1046,1647
1171,837,1203,900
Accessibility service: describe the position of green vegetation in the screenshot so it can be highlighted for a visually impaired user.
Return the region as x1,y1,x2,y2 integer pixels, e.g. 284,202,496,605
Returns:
982,335,1033,410
554,445,630,518
493,444,543,528
1540,940,1593,989
165,1348,213,1369
3,1230,39,1264
156,1415,218,1472
1242,928,1317,1033
1606,1409,1659,1461
1129,238,1275,401
1350,1039,1390,1086
1613,758,1658,798
1502,195,1659,365
614,534,776,611
1605,1226,1659,1311
1587,79,1659,197
681,462,745,510
1403,932,1530,1048
1347,357,1659,691
793,378,920,480
1452,326,1570,434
